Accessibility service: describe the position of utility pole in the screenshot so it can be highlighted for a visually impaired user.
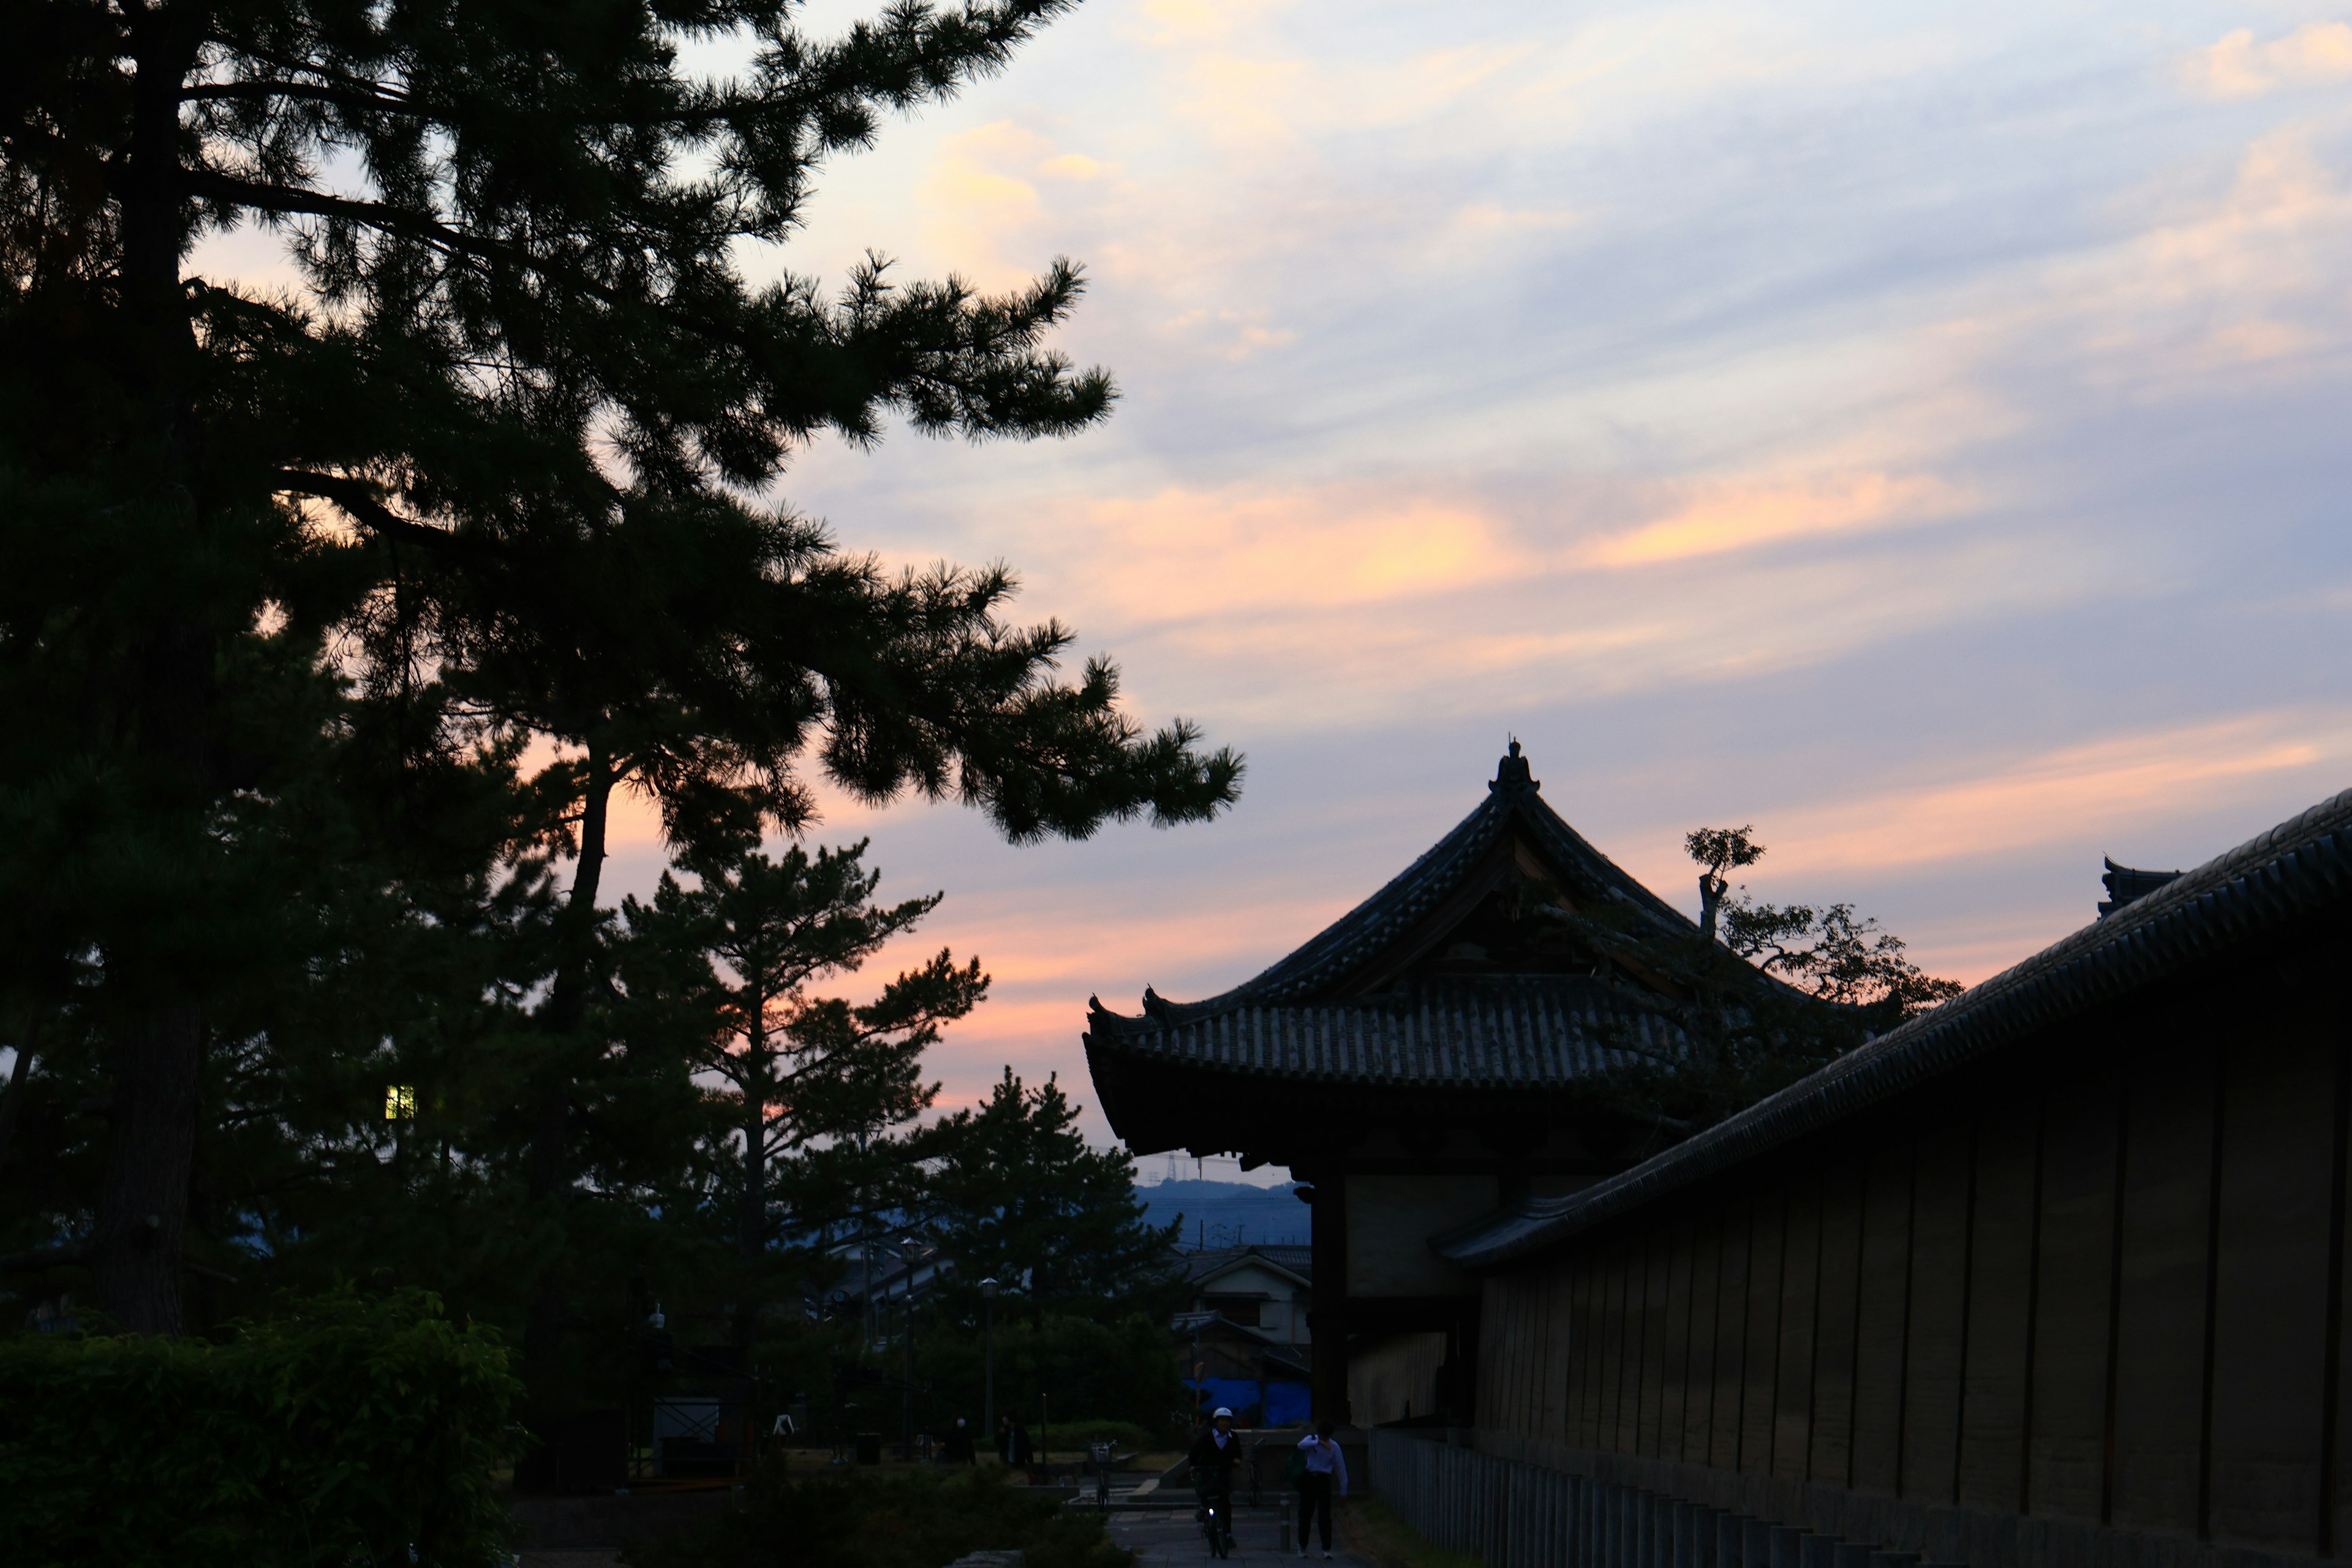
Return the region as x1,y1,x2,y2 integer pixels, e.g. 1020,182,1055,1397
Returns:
980,1276,998,1450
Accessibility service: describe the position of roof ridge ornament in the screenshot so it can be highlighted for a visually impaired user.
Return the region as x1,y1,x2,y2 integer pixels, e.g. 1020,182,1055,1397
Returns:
2098,855,2182,917
1490,737,1539,796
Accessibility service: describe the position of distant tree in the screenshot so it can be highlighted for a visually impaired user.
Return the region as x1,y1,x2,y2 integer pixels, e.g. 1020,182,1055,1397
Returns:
913,1310,1183,1435
920,1070,1179,1320
1694,830,1963,1024
616,841,984,1300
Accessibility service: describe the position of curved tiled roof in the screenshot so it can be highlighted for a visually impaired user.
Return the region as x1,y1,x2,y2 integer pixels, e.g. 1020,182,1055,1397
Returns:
1088,975,1689,1089
1434,783,2352,1270
1084,748,1796,1106
1126,745,1700,1023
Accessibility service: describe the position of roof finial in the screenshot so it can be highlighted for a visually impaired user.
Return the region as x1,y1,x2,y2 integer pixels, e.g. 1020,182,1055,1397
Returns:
1491,737,1537,794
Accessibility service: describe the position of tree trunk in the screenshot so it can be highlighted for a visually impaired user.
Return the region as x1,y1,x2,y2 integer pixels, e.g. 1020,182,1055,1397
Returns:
532,741,614,1199
92,16,213,1336
90,1001,203,1334
1697,872,1727,944
521,742,614,1448
739,993,768,1265
739,1113,766,1263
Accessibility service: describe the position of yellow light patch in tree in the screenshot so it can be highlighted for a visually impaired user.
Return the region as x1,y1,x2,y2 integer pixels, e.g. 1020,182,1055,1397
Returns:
385,1085,418,1121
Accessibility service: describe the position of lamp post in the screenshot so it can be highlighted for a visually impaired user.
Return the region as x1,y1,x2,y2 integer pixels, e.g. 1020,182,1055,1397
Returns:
979,1277,998,1449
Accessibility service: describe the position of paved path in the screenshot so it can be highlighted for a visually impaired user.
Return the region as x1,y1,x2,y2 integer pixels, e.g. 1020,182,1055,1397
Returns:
1107,1505,1376,1568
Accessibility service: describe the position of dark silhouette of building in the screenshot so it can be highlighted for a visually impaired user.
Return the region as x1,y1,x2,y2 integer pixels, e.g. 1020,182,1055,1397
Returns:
1086,744,1784,1425
1433,785,2352,1568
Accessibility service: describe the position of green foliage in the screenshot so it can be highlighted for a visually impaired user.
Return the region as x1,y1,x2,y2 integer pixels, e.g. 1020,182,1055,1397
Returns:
1,0,1240,1342
1686,823,1765,943
1042,1417,1159,1452
0,0,1242,1335
624,1465,1134,1568
1719,894,1964,1017
0,1287,521,1568
615,838,982,1278
913,1311,1185,1436
919,1069,1181,1319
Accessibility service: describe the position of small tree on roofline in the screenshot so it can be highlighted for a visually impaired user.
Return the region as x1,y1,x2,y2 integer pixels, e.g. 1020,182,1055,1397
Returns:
1694,829,1963,1023
1569,827,1961,1152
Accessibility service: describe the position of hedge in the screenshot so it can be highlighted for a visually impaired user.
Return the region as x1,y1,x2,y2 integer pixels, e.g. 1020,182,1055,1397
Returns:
0,1286,521,1568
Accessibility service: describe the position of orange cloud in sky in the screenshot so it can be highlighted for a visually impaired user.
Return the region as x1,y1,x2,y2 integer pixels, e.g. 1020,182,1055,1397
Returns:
1942,124,2352,398
1074,485,1524,620
1060,469,1969,630
1586,472,1967,567
1694,711,2352,879
2179,23,2352,100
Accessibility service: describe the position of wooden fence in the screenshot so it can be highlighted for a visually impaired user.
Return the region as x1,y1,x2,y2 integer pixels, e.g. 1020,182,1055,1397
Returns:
1367,1429,1951,1568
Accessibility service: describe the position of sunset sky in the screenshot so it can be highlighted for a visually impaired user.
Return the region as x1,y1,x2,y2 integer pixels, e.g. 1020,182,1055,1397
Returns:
215,0,2352,1169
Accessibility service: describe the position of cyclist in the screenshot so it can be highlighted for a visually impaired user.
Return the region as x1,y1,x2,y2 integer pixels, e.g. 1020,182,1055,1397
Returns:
1189,1406,1243,1554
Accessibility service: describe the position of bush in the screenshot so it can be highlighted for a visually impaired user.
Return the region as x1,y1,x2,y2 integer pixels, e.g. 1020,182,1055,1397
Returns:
0,1286,521,1568
913,1312,1182,1436
624,1466,1133,1568
1048,1419,1156,1453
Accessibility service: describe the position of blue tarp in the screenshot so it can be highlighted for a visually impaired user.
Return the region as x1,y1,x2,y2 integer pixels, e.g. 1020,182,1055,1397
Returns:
1262,1381,1313,1425
1186,1377,1313,1425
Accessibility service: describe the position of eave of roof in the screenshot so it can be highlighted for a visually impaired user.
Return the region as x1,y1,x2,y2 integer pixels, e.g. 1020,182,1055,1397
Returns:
1090,976,1691,1089
1191,1252,1312,1292
1433,783,2352,1272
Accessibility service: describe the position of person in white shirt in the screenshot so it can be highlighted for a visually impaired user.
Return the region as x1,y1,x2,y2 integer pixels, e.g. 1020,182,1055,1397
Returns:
1294,1420,1348,1558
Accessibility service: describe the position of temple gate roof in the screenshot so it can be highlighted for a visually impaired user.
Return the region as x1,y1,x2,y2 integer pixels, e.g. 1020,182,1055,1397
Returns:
1084,745,1776,1154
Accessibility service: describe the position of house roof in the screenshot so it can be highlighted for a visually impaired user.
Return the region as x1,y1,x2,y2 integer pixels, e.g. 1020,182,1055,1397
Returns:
1186,1245,1312,1292
1085,747,1768,1126
1435,783,2352,1271
1171,1311,1313,1369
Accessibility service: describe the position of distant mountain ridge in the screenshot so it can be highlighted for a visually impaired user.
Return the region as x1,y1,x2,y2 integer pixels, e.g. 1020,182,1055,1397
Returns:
1135,1178,1310,1248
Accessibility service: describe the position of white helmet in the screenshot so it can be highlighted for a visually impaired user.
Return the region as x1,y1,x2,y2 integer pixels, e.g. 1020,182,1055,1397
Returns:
1212,1406,1235,1418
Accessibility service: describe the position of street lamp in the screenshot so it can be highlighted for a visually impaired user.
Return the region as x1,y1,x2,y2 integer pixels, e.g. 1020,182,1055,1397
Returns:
979,1277,998,1447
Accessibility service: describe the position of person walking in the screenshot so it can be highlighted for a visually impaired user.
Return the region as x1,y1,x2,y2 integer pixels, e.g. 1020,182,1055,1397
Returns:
1292,1420,1348,1559
946,1416,975,1464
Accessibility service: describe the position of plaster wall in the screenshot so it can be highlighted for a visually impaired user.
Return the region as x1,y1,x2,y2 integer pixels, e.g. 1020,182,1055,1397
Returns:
1348,1173,1494,1298
1352,1330,1449,1426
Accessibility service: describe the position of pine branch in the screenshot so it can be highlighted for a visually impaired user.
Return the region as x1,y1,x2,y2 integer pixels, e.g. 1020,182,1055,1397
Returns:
179,79,418,113
271,470,471,556
181,168,485,260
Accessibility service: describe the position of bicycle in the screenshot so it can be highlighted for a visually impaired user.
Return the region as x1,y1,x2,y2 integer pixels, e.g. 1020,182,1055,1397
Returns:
1196,1479,1236,1559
